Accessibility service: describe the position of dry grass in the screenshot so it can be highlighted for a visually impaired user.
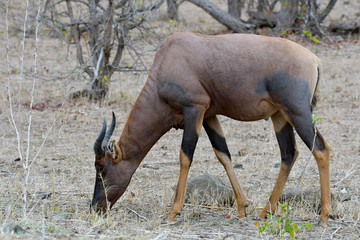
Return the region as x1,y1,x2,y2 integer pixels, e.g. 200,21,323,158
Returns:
0,1,359,239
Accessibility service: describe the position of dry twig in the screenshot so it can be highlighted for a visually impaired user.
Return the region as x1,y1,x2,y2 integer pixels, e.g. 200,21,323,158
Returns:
183,203,232,211
126,207,149,221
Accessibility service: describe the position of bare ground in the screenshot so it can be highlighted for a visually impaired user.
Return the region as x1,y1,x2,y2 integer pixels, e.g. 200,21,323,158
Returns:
0,1,359,239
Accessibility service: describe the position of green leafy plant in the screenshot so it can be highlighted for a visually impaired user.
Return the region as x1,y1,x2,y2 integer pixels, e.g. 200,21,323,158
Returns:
312,114,323,124
255,204,312,239
47,225,56,233
101,75,108,83
303,30,319,43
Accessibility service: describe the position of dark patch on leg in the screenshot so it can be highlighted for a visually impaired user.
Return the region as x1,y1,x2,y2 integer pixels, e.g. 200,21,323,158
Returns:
157,79,203,161
181,107,199,161
288,113,325,152
314,131,326,151
203,120,231,159
274,122,297,167
256,71,326,152
256,71,312,115
157,78,193,109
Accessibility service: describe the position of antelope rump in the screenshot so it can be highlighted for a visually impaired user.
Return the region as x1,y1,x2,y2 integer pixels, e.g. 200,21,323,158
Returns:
91,32,332,226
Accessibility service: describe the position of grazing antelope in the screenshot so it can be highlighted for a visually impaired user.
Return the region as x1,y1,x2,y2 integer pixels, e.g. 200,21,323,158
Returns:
91,32,332,226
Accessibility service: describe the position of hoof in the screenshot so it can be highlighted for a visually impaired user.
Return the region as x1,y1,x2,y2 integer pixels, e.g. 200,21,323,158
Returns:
316,222,327,228
317,218,328,227
161,219,176,225
236,208,247,218
236,213,247,219
161,219,179,226
236,202,250,218
258,210,268,220
161,219,175,225
162,214,177,225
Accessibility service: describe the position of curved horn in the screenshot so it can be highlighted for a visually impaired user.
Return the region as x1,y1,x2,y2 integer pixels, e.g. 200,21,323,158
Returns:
94,118,106,157
102,111,116,149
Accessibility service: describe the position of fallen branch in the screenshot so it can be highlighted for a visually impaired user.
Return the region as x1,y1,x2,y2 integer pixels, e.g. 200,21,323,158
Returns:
126,207,149,221
329,22,360,34
183,203,232,211
186,0,253,33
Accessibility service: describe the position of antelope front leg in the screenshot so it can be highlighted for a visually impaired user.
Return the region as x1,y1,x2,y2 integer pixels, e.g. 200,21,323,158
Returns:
166,150,191,222
165,106,205,223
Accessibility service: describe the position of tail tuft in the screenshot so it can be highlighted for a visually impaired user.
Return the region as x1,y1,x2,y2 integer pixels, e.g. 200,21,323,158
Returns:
311,65,320,112
311,95,318,112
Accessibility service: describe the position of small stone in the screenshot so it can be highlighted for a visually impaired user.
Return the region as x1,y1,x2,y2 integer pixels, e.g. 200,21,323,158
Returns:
36,192,52,200
234,163,244,169
273,163,281,168
184,173,234,206
2,224,28,236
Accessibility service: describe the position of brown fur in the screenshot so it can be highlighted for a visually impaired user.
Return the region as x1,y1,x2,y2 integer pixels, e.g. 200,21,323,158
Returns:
91,33,331,226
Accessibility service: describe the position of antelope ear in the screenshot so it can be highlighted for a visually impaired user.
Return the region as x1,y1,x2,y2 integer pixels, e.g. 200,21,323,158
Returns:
107,139,121,164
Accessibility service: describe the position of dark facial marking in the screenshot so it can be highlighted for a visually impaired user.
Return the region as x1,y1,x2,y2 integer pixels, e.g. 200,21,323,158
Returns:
91,173,102,207
203,120,231,159
274,122,297,167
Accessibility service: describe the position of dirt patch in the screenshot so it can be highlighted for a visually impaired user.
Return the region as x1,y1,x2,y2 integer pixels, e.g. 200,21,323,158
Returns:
0,1,359,239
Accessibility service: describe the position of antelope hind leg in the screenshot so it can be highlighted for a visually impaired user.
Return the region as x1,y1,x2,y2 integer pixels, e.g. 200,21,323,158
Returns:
203,116,249,218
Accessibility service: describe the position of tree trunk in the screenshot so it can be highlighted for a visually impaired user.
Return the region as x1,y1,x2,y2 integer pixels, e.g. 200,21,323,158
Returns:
187,0,253,32
318,0,337,22
167,0,178,20
228,0,243,18
276,0,299,30
256,0,264,13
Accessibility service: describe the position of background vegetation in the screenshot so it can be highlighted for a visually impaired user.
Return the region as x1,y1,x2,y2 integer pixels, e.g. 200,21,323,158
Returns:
0,0,359,239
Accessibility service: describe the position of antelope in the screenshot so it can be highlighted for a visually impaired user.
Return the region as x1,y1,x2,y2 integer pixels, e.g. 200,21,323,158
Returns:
91,32,332,226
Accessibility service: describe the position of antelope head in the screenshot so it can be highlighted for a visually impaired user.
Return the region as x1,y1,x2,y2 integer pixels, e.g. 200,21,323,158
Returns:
90,112,132,213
